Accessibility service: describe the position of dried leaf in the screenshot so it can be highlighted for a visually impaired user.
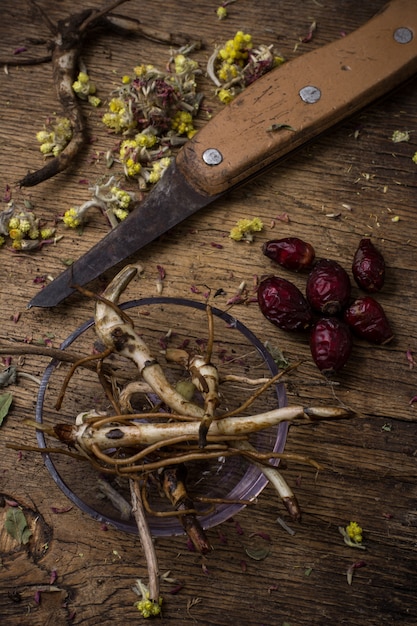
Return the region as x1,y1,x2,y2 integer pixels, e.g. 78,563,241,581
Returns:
244,545,270,560
4,508,32,545
0,392,13,424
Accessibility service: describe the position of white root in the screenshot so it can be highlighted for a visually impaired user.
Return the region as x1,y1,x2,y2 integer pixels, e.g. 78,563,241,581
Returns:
118,381,155,413
234,440,301,520
67,404,335,451
47,263,354,530
95,265,206,419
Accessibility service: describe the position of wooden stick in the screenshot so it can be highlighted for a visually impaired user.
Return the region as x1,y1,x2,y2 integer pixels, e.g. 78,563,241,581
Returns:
129,478,160,603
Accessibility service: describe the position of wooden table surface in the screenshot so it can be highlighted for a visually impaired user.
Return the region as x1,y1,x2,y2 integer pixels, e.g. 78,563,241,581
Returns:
0,1,416,624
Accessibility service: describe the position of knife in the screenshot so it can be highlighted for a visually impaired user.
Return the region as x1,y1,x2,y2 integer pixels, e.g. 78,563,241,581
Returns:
29,0,417,308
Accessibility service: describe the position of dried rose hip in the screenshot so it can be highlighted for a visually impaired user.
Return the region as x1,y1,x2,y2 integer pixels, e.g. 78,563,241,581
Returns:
352,238,385,292
306,259,351,316
343,296,394,344
310,317,353,375
257,276,313,331
262,237,315,271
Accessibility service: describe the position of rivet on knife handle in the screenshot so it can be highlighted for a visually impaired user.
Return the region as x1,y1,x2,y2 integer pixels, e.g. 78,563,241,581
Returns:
176,0,417,197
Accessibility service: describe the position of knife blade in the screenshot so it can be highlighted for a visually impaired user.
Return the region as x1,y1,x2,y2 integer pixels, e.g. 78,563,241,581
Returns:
29,0,417,308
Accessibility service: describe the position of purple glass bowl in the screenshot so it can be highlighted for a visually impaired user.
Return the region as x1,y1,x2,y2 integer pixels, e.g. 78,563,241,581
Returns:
36,297,288,536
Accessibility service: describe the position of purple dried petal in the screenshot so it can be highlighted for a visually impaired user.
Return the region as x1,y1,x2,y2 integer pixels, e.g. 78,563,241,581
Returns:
3,185,12,202
275,212,290,223
347,559,367,585
33,275,47,284
168,584,184,595
406,349,416,369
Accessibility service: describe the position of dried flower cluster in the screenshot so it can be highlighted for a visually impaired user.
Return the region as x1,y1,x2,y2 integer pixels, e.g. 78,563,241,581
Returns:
72,70,101,107
62,176,135,229
0,201,56,250
339,521,365,549
207,31,284,103
102,47,202,189
133,579,163,618
36,117,73,158
229,217,264,242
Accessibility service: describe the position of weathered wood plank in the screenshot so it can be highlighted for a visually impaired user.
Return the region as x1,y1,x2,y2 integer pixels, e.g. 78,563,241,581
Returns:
1,1,417,624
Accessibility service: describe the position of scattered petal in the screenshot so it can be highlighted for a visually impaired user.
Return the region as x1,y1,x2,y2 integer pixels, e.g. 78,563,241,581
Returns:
347,560,367,585
406,349,416,369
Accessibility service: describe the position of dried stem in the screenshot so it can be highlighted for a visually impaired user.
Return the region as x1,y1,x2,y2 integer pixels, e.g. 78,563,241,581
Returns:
54,347,113,410
221,362,301,418
0,342,94,367
129,478,160,603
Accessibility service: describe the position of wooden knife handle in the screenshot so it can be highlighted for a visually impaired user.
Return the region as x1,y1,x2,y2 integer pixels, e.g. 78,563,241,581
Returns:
176,0,417,197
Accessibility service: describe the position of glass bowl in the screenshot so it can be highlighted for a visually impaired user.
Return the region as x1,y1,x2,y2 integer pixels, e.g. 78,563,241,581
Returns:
35,297,288,536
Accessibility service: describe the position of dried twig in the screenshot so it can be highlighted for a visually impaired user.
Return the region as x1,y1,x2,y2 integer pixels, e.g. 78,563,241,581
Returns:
129,478,160,603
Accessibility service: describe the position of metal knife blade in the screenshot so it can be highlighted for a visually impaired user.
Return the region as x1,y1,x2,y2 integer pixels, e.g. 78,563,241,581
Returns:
29,162,219,307
29,0,417,308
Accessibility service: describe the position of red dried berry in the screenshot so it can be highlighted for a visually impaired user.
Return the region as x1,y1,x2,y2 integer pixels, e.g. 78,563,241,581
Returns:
343,296,394,344
257,276,313,331
262,237,315,271
352,238,385,292
310,317,353,375
306,259,351,316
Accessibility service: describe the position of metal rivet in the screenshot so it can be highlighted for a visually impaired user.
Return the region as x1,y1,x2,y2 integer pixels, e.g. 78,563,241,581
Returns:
202,148,223,165
299,85,321,104
394,27,413,44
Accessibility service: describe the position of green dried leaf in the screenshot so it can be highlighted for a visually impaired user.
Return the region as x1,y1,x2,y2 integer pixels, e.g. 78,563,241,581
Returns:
0,392,13,424
4,508,32,545
244,545,270,560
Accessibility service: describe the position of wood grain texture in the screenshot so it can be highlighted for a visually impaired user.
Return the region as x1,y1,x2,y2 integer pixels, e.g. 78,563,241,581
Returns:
0,1,416,625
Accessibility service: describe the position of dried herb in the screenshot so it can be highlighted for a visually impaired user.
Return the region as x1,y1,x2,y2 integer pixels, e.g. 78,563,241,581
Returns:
4,508,32,545
0,392,13,424
244,545,270,561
